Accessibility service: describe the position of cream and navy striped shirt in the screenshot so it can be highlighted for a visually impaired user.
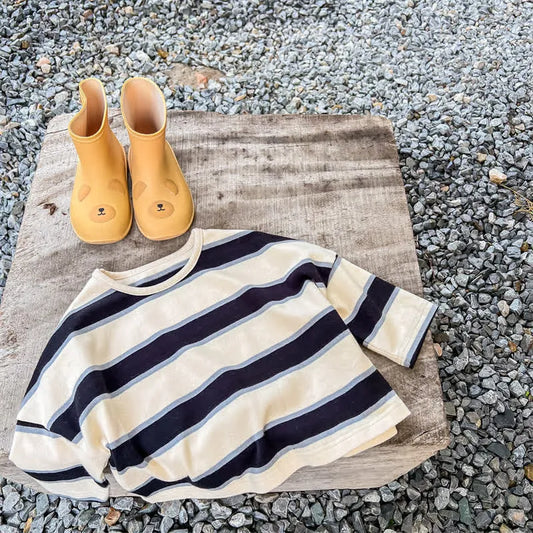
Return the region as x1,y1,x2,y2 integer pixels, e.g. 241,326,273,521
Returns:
9,228,438,502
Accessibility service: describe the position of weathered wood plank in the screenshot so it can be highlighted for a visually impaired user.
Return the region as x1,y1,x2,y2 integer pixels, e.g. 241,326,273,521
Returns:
0,110,449,495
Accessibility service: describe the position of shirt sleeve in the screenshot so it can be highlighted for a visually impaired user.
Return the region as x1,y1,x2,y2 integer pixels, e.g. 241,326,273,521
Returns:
325,254,438,368
8,420,110,501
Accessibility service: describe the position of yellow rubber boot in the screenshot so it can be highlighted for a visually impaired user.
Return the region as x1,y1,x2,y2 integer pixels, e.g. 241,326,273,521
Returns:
120,77,194,241
68,78,132,244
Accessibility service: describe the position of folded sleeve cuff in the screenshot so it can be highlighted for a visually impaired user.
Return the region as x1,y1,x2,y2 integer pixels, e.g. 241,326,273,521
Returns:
402,301,439,368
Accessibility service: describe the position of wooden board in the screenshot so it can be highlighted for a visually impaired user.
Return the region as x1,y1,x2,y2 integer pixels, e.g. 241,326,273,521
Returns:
0,110,449,496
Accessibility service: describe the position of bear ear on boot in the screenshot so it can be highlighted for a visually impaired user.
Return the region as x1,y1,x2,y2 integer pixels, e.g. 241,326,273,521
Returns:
120,76,195,241
68,78,132,245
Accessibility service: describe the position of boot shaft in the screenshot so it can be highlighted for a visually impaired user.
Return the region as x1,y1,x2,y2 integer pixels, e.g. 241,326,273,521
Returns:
68,79,123,178
121,77,168,177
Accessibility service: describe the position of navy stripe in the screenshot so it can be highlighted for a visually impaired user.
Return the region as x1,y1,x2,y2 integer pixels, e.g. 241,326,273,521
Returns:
346,276,396,343
50,260,330,441
133,368,393,495
24,466,109,487
109,308,346,473
22,231,291,401
16,419,46,430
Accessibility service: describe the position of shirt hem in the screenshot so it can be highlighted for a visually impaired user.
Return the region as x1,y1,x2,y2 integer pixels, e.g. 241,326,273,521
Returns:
136,392,411,502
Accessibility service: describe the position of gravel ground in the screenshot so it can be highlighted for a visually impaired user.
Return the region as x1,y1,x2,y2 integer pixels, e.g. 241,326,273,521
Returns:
1,1,532,532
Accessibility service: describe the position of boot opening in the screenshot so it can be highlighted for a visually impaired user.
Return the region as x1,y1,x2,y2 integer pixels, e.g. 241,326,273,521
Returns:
122,78,165,135
71,79,106,137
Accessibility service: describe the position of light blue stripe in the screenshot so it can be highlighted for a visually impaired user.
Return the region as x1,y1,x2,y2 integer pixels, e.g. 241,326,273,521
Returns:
118,328,352,477
133,230,253,287
362,286,400,347
345,273,375,324
327,254,341,284
69,265,329,444
140,389,397,496
20,233,249,409
21,232,288,408
24,464,87,475
53,257,324,435
192,366,377,481
107,305,336,451
403,302,438,367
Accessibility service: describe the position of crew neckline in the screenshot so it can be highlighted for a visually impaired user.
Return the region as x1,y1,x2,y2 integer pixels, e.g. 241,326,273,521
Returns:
92,228,204,296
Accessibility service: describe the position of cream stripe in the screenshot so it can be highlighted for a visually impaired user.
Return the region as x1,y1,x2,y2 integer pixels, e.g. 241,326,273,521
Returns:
20,240,335,422
113,332,373,487
365,288,433,365
342,425,397,457
8,430,109,501
22,478,108,502
326,258,374,321
59,229,243,318
135,392,410,501
80,282,330,448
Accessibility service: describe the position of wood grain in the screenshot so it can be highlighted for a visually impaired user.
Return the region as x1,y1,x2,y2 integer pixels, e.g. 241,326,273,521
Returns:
0,110,449,495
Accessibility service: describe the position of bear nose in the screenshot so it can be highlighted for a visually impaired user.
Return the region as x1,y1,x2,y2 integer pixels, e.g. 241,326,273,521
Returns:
157,203,163,209
98,207,105,213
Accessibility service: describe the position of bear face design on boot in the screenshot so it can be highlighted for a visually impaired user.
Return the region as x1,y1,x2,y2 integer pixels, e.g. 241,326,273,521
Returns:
121,77,195,241
68,78,132,244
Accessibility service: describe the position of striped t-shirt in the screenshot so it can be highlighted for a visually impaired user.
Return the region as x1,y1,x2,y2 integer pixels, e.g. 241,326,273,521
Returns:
9,227,438,502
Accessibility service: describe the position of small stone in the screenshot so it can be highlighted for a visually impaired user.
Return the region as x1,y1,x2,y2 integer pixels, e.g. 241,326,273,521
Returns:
310,502,325,525
494,407,515,428
455,273,469,287
435,487,450,510
426,94,438,102
113,497,134,511
2,492,21,512
477,152,487,163
105,44,120,55
35,493,48,517
489,168,507,184
407,487,420,500
104,508,121,526
0,527,18,533
362,490,380,503
494,472,510,489
413,201,424,215
160,501,181,518
509,298,523,315
228,513,246,528
160,517,173,533
380,487,394,502
271,497,289,518
525,464,533,481
480,390,498,404
475,510,491,529
478,293,492,304
507,509,526,527
497,300,510,317
351,511,365,532
76,509,95,529
487,441,511,459
458,497,472,526
510,380,525,397
210,502,231,520
127,520,142,533
56,499,72,518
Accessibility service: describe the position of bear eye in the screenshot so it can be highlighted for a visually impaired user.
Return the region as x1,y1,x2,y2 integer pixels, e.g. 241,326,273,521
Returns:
78,184,91,202
133,181,147,199
108,179,125,195
165,180,179,195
